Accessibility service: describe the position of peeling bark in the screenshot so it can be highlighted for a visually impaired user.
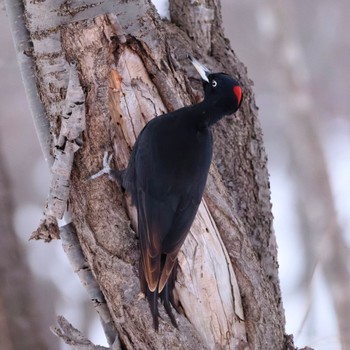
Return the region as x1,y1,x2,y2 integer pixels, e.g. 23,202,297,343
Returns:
170,0,284,347
10,0,294,348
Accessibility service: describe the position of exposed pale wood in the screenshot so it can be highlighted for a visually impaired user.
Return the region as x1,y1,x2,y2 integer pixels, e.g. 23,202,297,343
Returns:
19,0,293,348
61,13,244,347
176,201,246,349
170,0,286,348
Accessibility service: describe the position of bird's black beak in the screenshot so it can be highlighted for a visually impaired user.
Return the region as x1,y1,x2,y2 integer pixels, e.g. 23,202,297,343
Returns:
188,55,210,83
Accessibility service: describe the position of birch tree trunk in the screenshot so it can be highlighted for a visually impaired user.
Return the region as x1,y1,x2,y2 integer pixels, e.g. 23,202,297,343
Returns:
5,0,304,349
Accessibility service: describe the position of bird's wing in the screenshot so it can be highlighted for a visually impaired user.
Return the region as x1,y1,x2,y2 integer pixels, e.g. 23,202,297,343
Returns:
124,116,209,293
136,184,200,293
158,199,200,292
136,189,162,292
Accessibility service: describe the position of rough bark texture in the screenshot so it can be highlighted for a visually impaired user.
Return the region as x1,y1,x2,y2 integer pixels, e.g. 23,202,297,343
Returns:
20,0,292,349
170,0,284,346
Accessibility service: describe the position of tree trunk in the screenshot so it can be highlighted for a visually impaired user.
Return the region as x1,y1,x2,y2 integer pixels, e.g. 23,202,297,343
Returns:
7,0,302,349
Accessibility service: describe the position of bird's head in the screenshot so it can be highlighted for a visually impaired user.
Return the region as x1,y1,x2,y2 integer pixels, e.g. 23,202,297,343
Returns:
189,55,243,117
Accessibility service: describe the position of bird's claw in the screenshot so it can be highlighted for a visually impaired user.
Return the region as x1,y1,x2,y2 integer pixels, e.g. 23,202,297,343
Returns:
137,292,146,301
103,150,113,169
88,150,113,180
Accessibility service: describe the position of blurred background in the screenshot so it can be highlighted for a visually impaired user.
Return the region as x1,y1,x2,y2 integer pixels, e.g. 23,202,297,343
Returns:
0,0,349,349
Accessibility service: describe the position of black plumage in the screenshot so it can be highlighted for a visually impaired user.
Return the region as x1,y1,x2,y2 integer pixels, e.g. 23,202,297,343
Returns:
91,56,243,330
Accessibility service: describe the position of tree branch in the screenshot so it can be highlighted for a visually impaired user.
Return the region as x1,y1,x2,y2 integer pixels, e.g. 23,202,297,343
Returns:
60,221,120,348
4,0,52,165
51,316,119,350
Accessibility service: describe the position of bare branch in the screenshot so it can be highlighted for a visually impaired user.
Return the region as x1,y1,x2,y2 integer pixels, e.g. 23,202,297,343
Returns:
51,316,114,350
60,222,120,348
4,0,52,165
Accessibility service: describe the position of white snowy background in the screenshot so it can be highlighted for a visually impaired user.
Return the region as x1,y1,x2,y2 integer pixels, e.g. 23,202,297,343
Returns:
1,0,349,349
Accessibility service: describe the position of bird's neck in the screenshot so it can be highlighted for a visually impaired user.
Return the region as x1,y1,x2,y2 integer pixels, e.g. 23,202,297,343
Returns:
193,100,226,128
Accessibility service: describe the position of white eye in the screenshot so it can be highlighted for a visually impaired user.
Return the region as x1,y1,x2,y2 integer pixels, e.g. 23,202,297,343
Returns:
212,80,217,87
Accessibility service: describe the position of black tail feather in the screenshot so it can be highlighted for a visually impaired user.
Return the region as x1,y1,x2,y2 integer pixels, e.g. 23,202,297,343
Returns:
147,288,159,331
160,281,177,328
142,258,180,330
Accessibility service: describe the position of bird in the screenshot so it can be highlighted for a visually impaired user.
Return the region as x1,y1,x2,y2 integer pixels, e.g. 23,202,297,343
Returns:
90,55,243,330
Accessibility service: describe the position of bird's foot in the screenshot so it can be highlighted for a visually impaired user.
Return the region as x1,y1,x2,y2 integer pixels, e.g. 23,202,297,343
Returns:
137,292,146,301
88,149,113,180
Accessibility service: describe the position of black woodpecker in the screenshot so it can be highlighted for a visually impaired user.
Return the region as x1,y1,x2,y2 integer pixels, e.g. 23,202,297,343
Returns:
90,56,243,330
